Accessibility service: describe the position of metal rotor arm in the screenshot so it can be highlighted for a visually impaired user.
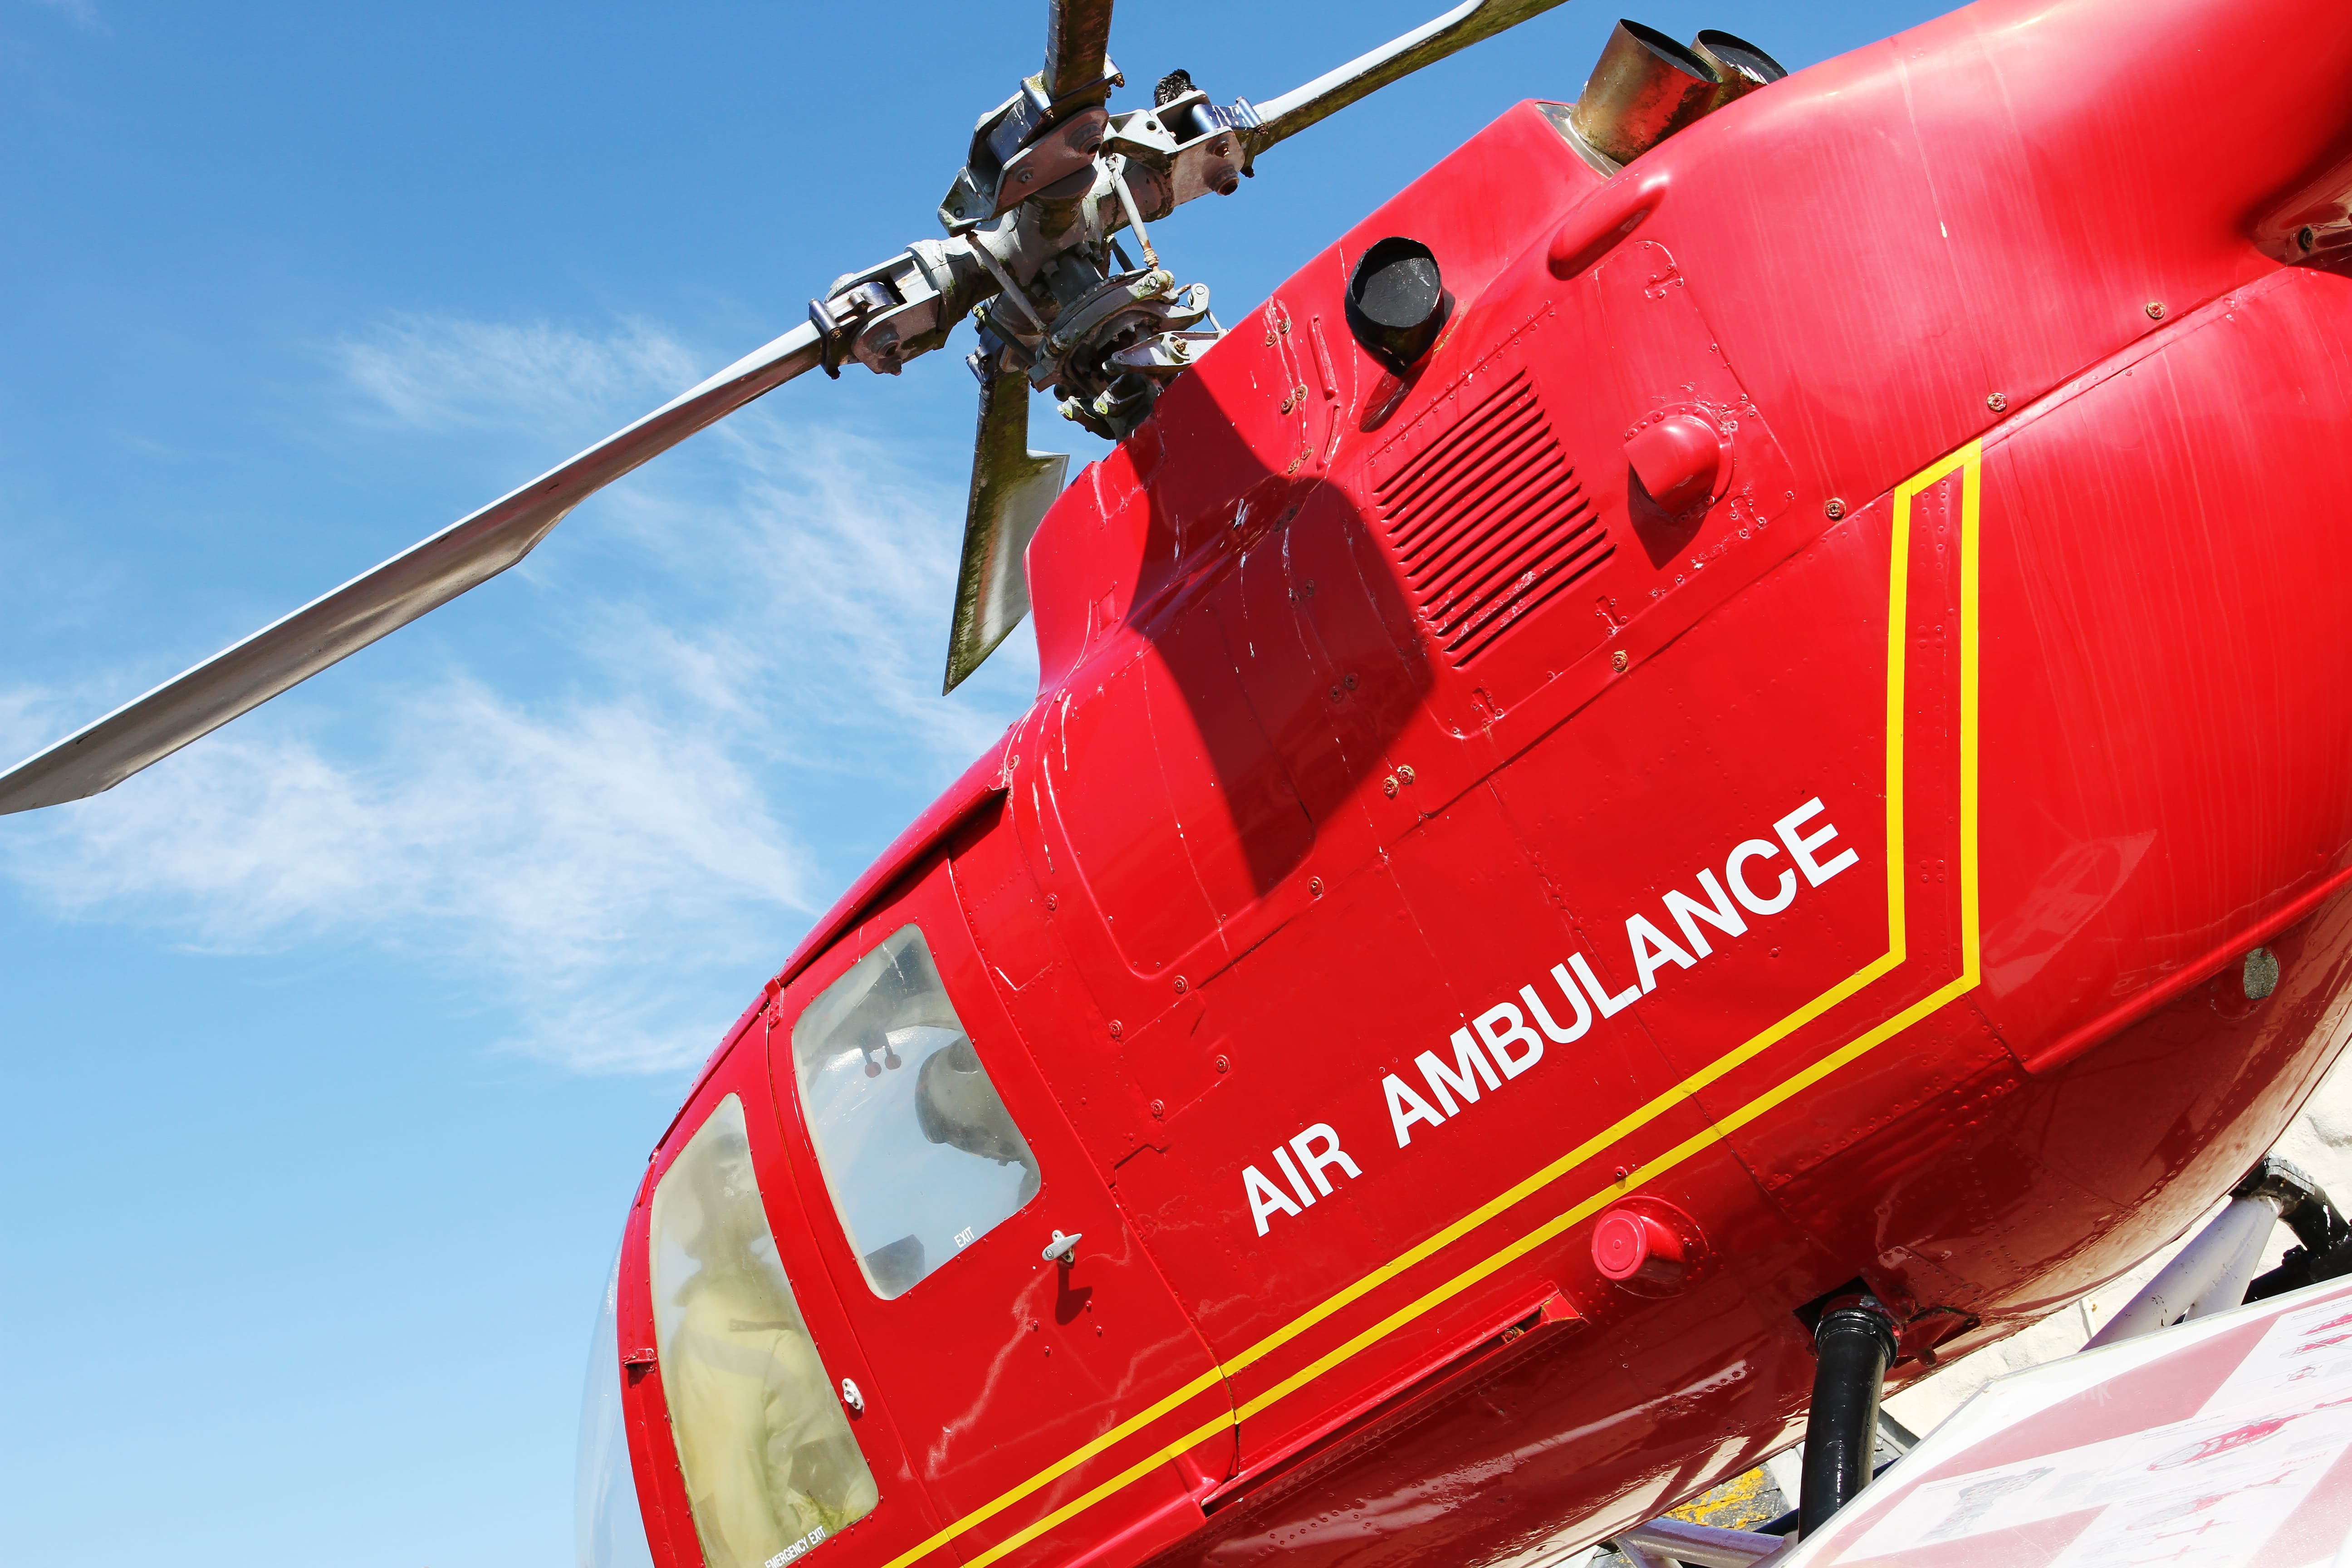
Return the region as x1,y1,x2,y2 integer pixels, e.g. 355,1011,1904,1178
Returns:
0,323,825,814
1246,0,1573,154
1044,0,1116,102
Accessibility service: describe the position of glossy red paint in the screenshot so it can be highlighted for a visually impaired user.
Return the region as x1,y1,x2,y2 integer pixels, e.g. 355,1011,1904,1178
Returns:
620,1,2352,1566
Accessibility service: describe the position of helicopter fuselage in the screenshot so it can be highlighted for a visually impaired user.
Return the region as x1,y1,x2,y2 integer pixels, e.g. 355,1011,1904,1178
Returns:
612,2,2352,1566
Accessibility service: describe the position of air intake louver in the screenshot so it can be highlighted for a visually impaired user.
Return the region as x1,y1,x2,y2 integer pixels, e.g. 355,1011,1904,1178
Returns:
1373,370,1609,668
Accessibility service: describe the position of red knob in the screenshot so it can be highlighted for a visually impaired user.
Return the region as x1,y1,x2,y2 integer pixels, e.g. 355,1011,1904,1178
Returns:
1592,1208,1689,1284
1624,414,1724,514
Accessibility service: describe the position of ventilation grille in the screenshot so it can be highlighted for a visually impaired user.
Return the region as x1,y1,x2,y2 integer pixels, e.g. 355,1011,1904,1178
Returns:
1374,370,1608,668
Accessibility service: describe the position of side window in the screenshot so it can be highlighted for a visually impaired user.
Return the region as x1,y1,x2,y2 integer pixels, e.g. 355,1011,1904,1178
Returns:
649,1095,877,1568
791,923,1041,1298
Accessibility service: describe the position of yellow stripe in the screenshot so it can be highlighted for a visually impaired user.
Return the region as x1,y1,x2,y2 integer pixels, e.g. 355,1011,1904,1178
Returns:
876,1371,1228,1568
1886,460,1912,968
887,444,1988,1568
1958,448,1984,982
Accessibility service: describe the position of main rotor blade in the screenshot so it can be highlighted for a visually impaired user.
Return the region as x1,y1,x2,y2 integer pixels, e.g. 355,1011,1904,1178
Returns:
1043,0,1115,100
0,320,823,816
1246,0,1572,154
944,371,1067,694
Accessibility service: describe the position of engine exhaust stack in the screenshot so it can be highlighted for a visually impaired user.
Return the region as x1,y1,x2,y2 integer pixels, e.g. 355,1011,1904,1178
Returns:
1691,28,1787,112
1570,20,1720,164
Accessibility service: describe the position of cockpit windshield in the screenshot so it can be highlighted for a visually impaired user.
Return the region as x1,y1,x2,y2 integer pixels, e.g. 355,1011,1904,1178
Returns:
790,924,1040,1298
576,1245,656,1568
648,1095,878,1568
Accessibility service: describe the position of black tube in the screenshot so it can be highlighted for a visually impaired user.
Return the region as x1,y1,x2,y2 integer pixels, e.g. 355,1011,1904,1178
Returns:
1344,237,1452,378
1799,1301,1897,1535
1754,1436,1906,1540
2244,1157,2352,1302
2284,1180,2349,1259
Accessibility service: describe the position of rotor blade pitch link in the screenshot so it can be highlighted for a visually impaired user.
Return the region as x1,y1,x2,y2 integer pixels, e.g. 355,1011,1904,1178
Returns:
1106,156,1161,270
0,322,825,815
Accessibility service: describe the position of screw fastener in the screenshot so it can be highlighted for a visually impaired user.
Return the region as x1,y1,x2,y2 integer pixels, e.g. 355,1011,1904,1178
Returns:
1986,392,2008,413
2146,301,2167,320
1612,649,1630,673
1108,1019,1123,1039
1309,876,1326,897
1173,975,1187,994
1825,497,1848,520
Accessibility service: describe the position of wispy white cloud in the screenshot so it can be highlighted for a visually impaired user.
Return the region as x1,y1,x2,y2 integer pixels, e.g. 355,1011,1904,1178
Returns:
333,314,701,438
3,312,1040,1074
32,0,103,32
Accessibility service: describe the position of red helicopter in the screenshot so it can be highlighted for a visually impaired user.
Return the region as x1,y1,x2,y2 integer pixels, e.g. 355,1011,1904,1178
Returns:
10,0,2352,1565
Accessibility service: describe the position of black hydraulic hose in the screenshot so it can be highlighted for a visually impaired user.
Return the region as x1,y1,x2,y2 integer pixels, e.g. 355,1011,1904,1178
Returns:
2245,1158,2352,1301
1799,1301,1898,1536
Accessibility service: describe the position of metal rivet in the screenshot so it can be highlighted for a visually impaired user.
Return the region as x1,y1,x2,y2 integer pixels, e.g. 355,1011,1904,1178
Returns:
1344,672,1358,690
1044,892,1057,911
1397,764,1416,785
1612,649,1630,672
1019,168,1035,184
1173,975,1188,994
2299,225,2317,254
1279,318,1291,335
2146,300,2166,320
1329,685,1343,702
1109,1019,1123,1039
2244,946,2280,1000
1149,1098,1165,1118
1309,876,1325,897
1215,1055,1230,1073
1825,497,1848,520
1986,392,2007,413
1383,774,1400,797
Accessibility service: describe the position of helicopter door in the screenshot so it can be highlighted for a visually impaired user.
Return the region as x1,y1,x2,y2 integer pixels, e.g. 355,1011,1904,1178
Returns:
770,860,1234,1568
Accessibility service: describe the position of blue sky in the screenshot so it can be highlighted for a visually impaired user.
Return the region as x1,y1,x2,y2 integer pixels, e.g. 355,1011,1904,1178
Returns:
0,2,1941,1563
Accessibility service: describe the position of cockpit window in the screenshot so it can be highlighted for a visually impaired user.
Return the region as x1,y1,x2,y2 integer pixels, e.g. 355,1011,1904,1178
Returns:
648,1095,877,1568
790,923,1041,1298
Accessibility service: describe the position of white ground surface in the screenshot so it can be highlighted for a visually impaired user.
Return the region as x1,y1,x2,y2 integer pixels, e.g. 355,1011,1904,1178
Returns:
1562,1046,2352,1566
1878,1046,2352,1433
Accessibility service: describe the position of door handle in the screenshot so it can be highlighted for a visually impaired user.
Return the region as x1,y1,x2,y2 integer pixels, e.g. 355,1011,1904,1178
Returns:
1041,1229,1083,1264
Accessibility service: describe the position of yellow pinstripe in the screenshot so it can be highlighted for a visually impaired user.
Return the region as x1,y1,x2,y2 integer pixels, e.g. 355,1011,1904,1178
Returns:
883,442,1987,1568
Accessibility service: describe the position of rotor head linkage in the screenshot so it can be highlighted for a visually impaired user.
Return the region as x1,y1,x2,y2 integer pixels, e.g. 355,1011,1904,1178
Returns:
0,1,1586,798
